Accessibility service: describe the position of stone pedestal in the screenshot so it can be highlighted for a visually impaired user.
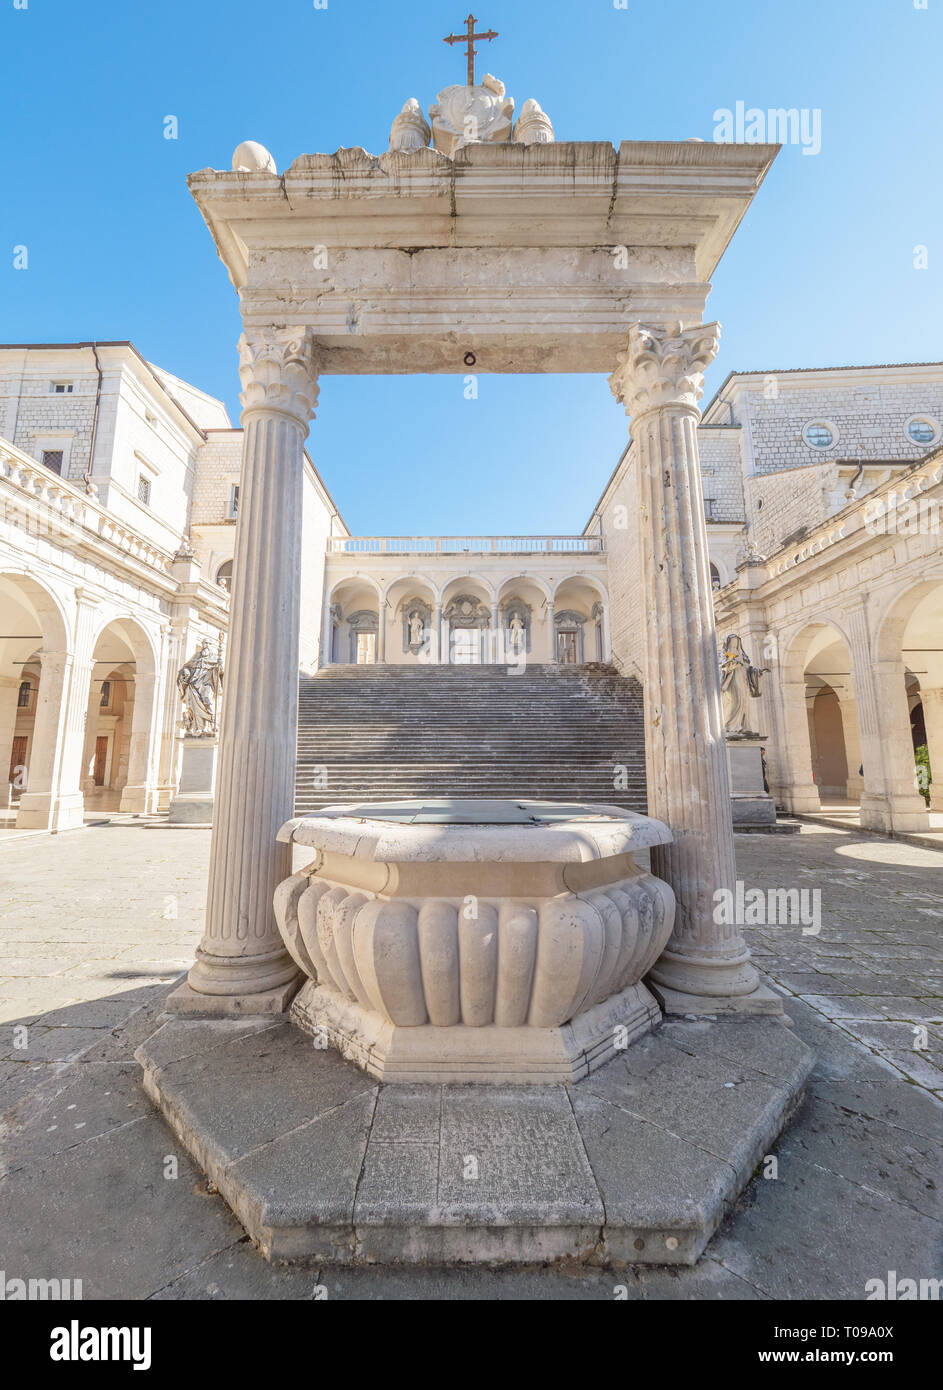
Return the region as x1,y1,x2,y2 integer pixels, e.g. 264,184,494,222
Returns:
273,798,676,1084
168,737,218,825
726,736,776,828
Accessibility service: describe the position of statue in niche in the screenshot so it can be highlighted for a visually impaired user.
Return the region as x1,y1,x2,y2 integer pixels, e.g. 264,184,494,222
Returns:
177,639,223,738
508,612,526,654
720,634,767,738
408,611,425,647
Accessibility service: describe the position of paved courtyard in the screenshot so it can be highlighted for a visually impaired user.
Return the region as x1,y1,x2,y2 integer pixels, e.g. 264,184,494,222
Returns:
0,819,940,1300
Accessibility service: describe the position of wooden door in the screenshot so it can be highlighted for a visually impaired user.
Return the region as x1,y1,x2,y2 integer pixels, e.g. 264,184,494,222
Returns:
93,736,108,786
8,735,27,787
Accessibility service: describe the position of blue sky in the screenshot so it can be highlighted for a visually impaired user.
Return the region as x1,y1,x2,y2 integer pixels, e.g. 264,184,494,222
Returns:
4,0,941,534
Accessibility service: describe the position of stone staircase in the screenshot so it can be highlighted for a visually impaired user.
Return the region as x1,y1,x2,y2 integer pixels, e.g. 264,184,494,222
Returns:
295,663,647,814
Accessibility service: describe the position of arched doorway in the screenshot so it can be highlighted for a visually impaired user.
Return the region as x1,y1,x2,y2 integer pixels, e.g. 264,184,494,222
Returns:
383,576,438,664
324,579,382,665
82,618,160,814
441,578,493,665
552,576,609,665
877,579,943,817
0,572,74,830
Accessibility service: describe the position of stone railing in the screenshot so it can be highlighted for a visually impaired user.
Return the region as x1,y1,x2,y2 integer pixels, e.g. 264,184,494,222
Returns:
765,455,943,580
328,535,603,556
0,437,175,577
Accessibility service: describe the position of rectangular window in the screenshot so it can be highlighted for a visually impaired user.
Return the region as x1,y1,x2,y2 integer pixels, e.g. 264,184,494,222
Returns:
17,681,31,708
137,474,151,506
41,450,64,475
703,497,715,520
50,382,73,394
99,680,112,709
229,484,240,519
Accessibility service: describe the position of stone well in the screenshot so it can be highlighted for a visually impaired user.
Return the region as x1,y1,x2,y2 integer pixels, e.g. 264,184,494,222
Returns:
273,798,676,1084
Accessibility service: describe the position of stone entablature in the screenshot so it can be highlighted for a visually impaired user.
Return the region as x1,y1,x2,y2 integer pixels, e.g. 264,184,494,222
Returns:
189,140,775,376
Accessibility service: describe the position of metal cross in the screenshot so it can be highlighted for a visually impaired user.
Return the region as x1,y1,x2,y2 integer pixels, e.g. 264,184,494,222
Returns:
443,13,498,87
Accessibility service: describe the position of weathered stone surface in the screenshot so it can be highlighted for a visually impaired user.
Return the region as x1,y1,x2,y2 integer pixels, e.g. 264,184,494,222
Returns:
136,1011,812,1267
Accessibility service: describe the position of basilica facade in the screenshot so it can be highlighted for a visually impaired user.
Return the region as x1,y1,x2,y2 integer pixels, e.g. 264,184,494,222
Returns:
1,340,940,836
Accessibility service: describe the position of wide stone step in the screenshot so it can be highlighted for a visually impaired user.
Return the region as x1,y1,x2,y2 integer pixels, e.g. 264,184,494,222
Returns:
295,665,646,814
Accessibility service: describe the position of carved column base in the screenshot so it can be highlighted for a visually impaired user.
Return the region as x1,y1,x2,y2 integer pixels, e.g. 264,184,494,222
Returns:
648,978,783,1017
173,940,301,1014
166,974,301,1018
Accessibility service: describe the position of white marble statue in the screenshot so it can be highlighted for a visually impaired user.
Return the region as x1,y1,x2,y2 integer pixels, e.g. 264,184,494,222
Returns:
177,640,223,738
720,634,767,737
388,98,432,153
513,99,554,145
508,612,525,653
429,75,514,157
408,611,425,646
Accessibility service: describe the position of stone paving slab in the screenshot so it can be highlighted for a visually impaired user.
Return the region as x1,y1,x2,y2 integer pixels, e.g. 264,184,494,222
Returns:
136,1011,813,1267
0,822,941,1298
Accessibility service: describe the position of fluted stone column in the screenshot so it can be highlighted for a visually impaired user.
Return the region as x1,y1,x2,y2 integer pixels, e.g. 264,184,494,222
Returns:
610,322,768,1010
547,600,557,663
173,328,318,1013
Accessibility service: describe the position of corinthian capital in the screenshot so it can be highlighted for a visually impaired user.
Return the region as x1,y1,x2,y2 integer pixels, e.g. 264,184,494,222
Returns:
238,328,320,426
609,320,721,420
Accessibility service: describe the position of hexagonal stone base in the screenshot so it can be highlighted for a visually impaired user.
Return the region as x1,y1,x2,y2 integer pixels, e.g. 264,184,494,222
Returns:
136,1013,813,1267
290,978,662,1083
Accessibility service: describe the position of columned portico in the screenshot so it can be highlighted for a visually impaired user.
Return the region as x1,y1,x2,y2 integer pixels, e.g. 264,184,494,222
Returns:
175,329,318,1010
609,323,764,1009
179,133,778,1011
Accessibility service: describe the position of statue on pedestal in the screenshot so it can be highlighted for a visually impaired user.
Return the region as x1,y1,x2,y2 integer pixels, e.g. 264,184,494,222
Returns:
177,640,223,738
408,611,425,647
720,634,767,738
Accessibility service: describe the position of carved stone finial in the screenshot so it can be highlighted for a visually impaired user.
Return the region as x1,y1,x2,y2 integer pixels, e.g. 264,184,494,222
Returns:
609,321,722,420
388,98,432,153
237,329,320,426
232,140,277,174
429,76,514,157
513,98,554,145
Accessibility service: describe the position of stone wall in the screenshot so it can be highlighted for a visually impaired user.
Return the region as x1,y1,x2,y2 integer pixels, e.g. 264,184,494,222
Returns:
710,370,943,475
745,461,842,558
